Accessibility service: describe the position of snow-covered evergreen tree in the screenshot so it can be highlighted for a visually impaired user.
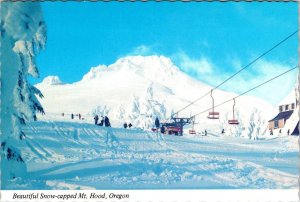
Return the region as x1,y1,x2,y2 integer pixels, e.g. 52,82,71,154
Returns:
249,108,266,140
123,83,167,129
221,110,243,137
115,104,126,121
0,2,46,187
91,105,111,117
220,107,267,139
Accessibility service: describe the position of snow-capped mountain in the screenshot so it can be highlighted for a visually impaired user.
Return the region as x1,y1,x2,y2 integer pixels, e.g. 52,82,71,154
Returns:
36,55,277,138
41,76,63,85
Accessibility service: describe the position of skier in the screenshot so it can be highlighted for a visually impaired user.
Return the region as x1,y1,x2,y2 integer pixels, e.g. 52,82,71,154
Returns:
221,129,225,134
79,113,81,120
287,129,290,136
128,123,132,128
94,115,99,125
124,123,128,129
204,130,207,136
155,117,160,129
161,126,166,134
62,113,64,117
270,129,273,136
71,113,74,119
99,116,104,126
104,116,111,127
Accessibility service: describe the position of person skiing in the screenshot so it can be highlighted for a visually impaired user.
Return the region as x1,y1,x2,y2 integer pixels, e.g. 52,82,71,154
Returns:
128,123,132,128
204,130,207,136
94,115,99,125
287,129,290,136
99,116,104,126
155,117,160,129
79,113,81,120
104,116,111,127
221,129,225,134
161,126,166,134
270,129,273,136
71,113,74,119
124,123,128,129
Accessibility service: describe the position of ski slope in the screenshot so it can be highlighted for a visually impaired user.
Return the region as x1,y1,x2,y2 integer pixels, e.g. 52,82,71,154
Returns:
6,114,298,190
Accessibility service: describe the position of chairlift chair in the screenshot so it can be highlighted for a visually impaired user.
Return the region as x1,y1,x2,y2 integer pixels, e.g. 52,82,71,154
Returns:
228,119,239,125
189,115,197,134
189,130,197,134
208,111,220,119
228,98,239,125
151,128,157,132
207,90,220,119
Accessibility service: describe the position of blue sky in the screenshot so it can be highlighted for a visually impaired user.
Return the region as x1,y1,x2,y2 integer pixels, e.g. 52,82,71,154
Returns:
37,2,298,105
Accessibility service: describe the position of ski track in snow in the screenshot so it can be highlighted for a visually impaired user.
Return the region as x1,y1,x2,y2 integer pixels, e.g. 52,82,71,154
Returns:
11,120,298,190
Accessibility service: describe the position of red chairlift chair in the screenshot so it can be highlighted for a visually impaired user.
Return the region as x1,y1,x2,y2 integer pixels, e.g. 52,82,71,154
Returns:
207,90,220,119
228,98,239,125
189,130,197,134
189,116,197,134
208,111,220,119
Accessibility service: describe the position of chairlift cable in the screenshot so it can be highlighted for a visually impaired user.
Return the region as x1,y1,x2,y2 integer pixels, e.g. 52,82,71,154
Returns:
192,65,298,118
173,29,298,117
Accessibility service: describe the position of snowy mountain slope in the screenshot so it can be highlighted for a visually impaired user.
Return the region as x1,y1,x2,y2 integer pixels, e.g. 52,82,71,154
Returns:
7,116,298,190
278,85,298,106
36,55,277,138
41,76,63,85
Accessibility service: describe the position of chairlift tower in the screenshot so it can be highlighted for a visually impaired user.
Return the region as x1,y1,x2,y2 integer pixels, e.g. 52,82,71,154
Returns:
170,117,193,136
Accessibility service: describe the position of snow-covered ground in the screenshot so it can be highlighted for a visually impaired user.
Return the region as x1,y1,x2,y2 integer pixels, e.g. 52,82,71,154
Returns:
2,2,298,194
7,114,298,190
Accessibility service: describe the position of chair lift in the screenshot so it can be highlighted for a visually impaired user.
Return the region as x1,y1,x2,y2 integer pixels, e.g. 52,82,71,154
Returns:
189,116,196,134
228,98,239,125
207,90,219,119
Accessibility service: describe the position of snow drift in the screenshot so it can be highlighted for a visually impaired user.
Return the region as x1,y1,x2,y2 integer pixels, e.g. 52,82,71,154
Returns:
6,119,297,190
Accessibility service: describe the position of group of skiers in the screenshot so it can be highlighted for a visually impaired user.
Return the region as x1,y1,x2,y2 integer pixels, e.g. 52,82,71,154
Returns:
63,113,294,137
62,113,83,120
94,115,111,127
71,113,82,120
123,122,133,129
269,129,290,136
60,113,226,136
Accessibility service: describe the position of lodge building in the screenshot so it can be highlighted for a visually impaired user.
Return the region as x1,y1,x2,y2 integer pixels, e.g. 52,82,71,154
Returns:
268,87,299,136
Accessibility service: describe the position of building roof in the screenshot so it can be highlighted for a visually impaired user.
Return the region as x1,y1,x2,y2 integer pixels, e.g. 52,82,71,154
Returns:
269,110,294,122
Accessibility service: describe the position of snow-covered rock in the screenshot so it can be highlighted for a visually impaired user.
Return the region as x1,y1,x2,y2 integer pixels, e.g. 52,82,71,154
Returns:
41,76,63,85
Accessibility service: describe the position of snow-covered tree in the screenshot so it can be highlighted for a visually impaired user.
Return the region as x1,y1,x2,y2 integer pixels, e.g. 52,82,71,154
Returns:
221,110,244,137
220,107,267,139
91,105,111,117
0,2,46,186
124,84,167,129
115,104,126,121
246,108,266,140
